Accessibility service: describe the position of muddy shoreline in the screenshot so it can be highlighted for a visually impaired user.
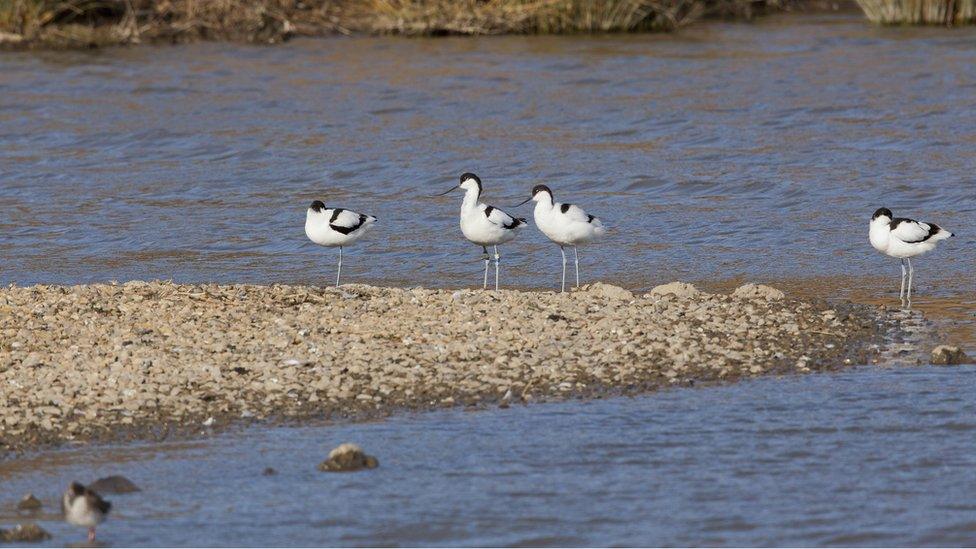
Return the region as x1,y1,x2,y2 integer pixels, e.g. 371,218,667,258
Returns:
0,281,893,455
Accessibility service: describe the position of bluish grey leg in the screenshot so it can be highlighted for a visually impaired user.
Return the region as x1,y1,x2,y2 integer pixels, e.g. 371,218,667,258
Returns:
574,246,580,288
907,257,914,307
482,246,489,290
336,246,342,287
899,258,906,305
493,245,500,291
560,246,567,292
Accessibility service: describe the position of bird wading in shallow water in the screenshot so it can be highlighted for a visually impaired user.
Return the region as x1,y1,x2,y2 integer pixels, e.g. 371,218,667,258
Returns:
62,482,111,543
436,172,527,290
515,184,606,292
869,207,954,307
305,200,377,287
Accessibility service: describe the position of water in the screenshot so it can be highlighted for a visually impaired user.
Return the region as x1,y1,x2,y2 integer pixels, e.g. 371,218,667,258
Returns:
3,14,976,546
3,365,975,546
1,13,975,295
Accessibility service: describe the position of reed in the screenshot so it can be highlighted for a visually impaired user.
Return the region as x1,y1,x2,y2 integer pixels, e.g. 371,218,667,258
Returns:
854,0,976,23
347,0,703,34
0,0,337,47
0,0,798,48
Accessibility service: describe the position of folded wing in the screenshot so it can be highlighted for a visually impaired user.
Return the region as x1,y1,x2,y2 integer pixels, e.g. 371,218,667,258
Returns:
890,218,936,243
557,202,598,224
483,205,526,229
328,208,372,235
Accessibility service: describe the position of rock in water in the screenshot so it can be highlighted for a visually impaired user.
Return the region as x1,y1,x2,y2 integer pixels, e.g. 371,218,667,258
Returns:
0,523,52,542
89,475,141,493
318,443,379,472
16,494,42,510
262,467,277,476
733,283,786,301
931,345,972,365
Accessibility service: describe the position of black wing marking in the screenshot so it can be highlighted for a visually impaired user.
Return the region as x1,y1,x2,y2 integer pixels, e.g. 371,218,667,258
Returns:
483,204,525,230
504,217,527,230
91,493,112,515
587,214,595,223
890,218,939,243
560,203,571,213
331,214,368,235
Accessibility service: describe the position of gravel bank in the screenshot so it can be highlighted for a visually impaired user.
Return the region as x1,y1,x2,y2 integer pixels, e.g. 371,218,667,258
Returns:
0,281,884,453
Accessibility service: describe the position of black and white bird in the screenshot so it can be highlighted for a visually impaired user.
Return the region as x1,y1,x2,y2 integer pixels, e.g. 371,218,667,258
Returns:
305,200,377,287
869,207,954,306
62,482,111,543
515,185,606,292
437,173,527,290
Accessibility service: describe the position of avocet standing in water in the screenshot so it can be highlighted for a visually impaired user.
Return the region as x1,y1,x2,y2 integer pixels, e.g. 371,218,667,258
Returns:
437,172,526,290
305,199,377,287
869,207,954,306
514,184,606,292
62,482,111,543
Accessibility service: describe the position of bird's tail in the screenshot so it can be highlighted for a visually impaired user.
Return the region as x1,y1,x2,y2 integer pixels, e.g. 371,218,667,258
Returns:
931,224,954,241
590,216,607,238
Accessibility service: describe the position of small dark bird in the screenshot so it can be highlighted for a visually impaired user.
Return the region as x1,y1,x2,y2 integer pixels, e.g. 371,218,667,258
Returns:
62,482,111,542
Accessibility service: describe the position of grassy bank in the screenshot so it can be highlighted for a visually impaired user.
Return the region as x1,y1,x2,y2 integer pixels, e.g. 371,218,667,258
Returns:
0,0,806,49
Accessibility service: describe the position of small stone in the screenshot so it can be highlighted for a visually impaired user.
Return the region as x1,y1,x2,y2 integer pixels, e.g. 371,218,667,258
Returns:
89,475,141,494
931,345,972,366
0,523,52,542
317,443,379,472
648,282,700,299
732,284,785,301
16,494,42,511
583,283,634,301
262,467,277,476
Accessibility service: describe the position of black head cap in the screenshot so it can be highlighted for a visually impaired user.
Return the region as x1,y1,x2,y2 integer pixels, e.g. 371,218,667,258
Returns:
872,207,892,220
310,200,325,212
68,482,85,495
460,172,482,192
532,184,552,197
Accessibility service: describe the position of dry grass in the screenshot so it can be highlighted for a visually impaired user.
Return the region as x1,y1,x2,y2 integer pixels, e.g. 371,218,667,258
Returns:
344,0,702,34
0,0,811,48
0,0,341,48
854,0,976,23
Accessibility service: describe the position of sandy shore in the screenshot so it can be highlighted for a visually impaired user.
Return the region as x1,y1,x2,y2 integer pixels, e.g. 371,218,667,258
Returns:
0,281,886,453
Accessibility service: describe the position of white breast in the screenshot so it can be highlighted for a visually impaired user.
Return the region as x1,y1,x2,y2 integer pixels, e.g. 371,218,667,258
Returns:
63,496,105,528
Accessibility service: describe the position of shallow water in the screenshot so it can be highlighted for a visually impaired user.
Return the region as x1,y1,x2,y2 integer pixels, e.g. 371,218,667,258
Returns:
1,13,975,299
3,15,976,547
2,365,975,547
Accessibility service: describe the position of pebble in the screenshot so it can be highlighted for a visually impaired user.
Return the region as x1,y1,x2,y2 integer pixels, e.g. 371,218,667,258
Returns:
15,494,41,511
318,443,379,472
0,523,51,542
0,281,878,451
88,475,141,494
931,345,972,366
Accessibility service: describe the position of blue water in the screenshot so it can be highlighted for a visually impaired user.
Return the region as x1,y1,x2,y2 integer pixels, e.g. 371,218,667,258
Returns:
3,365,975,547
1,14,975,293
